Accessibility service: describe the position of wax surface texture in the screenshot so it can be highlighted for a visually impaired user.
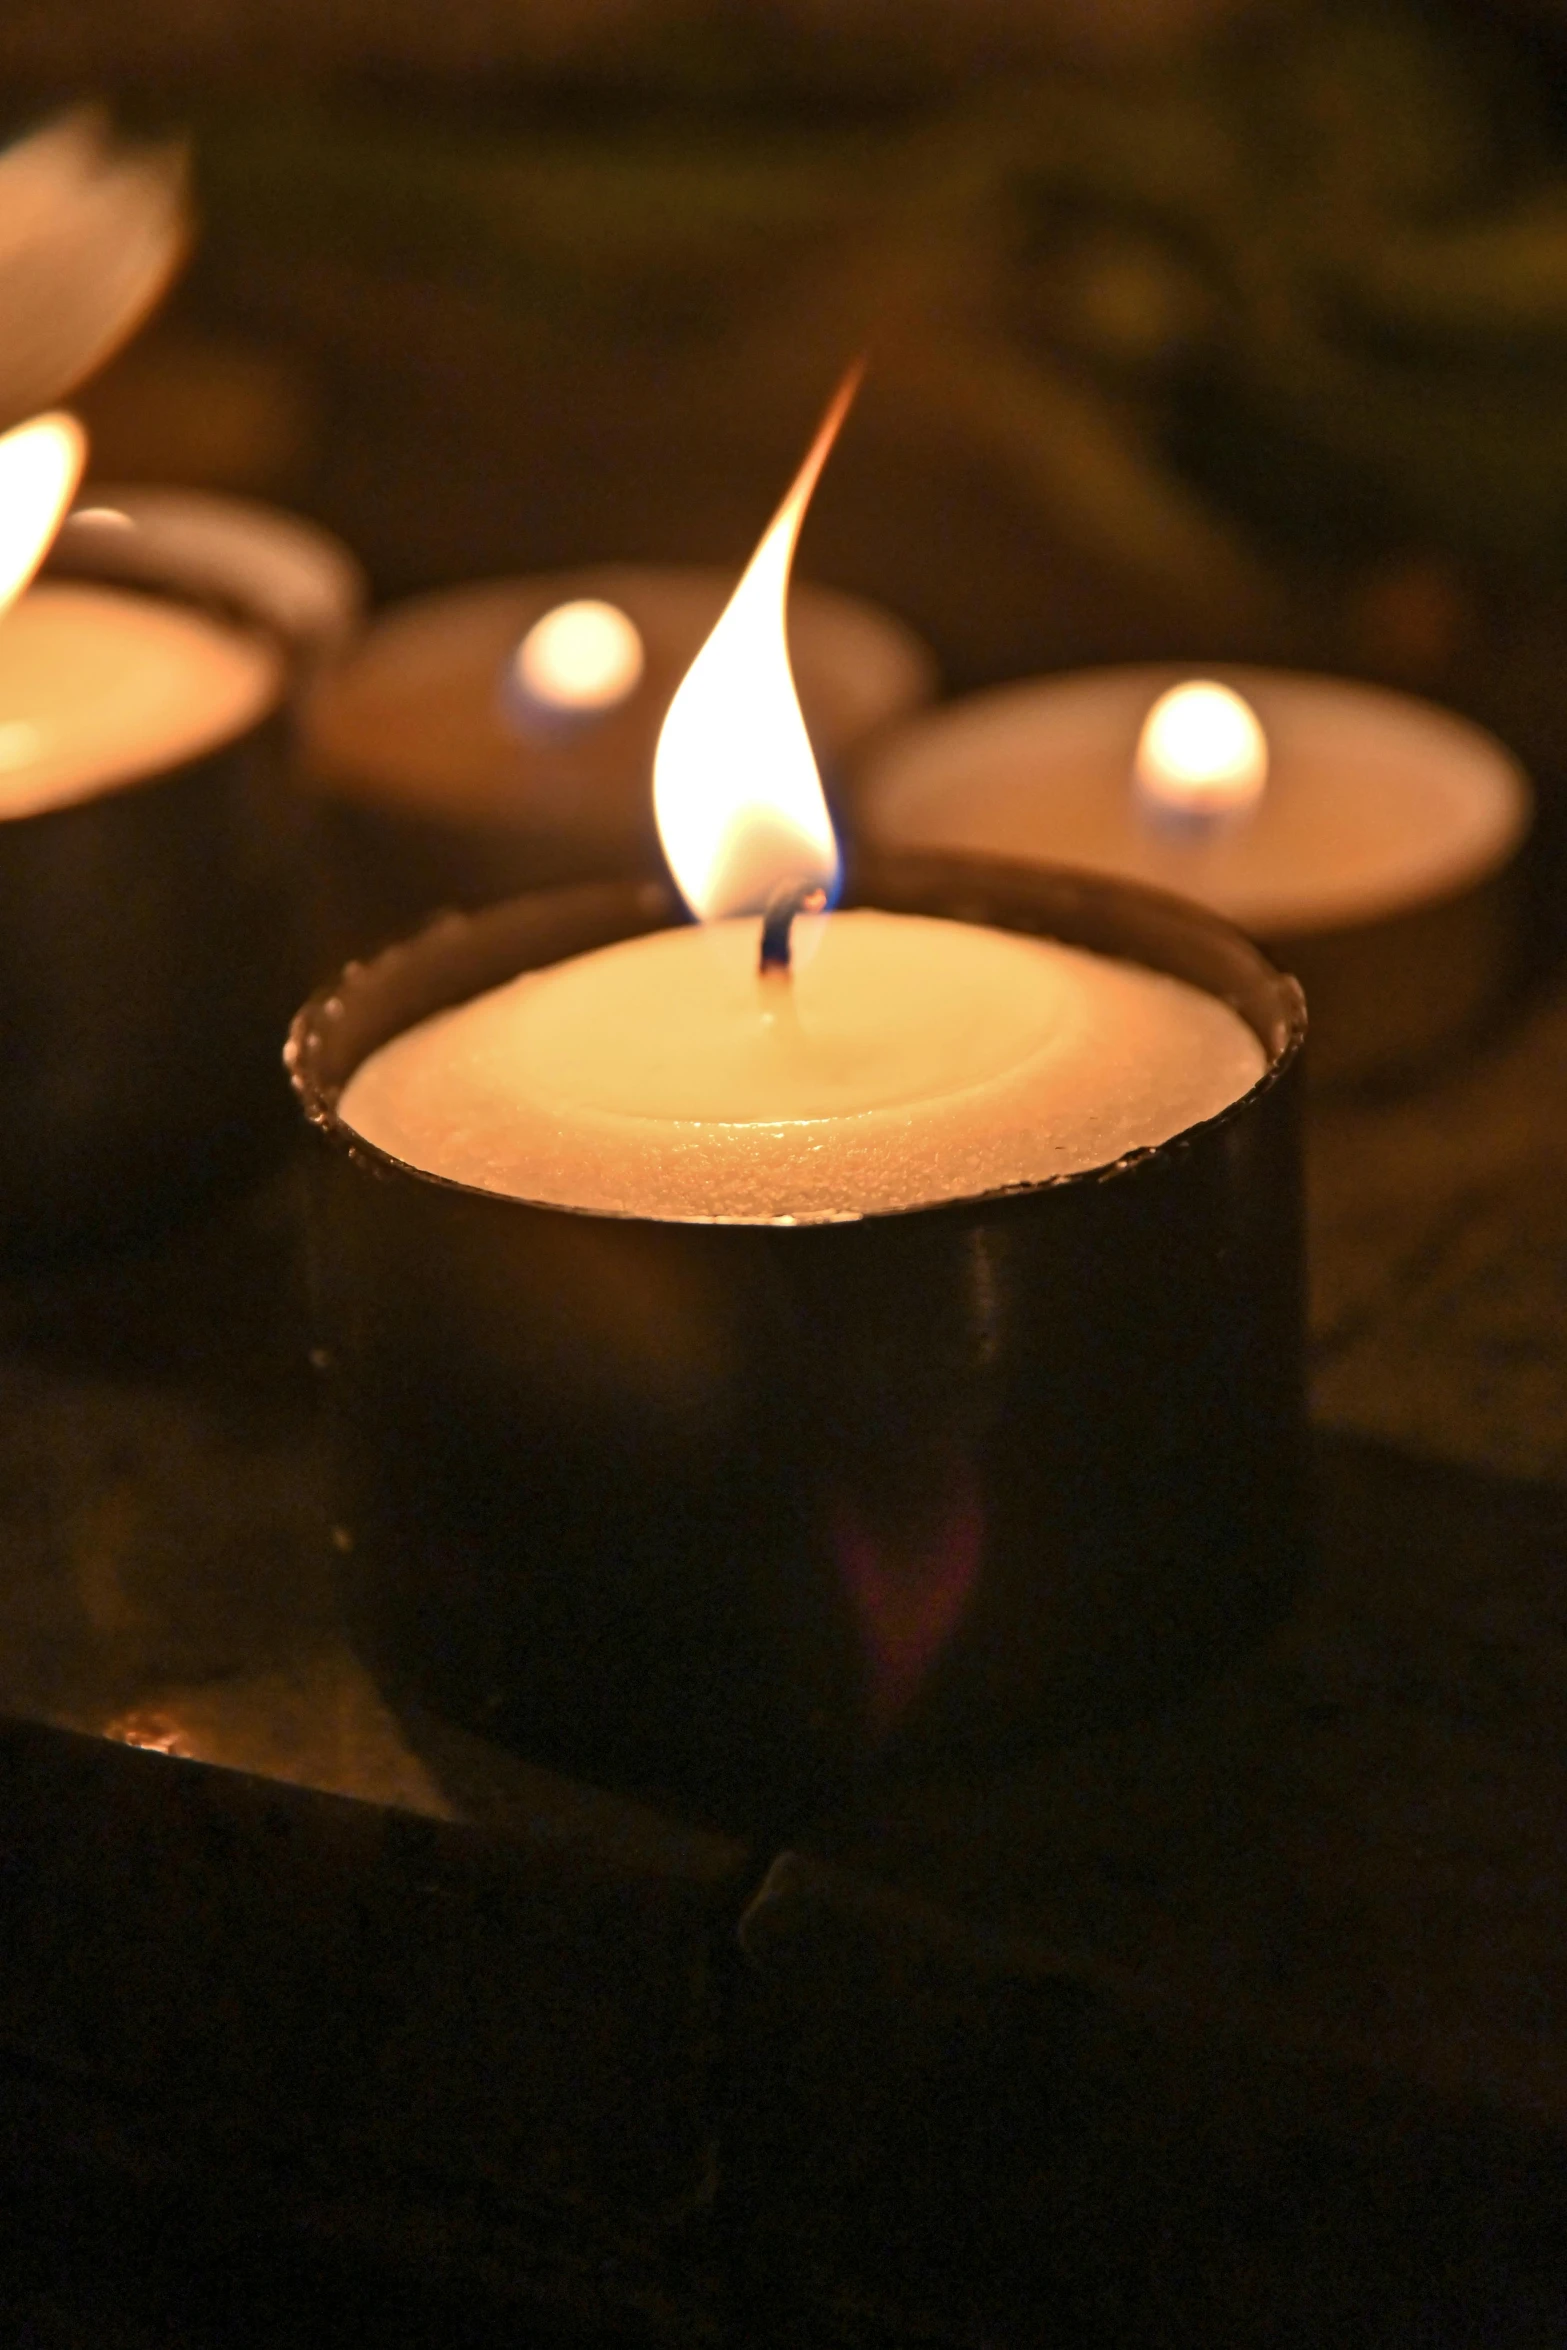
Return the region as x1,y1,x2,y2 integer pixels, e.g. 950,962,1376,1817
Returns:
857,666,1531,937
339,910,1266,1222
0,581,281,817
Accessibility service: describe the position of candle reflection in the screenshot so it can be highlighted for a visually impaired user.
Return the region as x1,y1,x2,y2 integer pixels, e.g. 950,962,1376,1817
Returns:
832,1466,985,1737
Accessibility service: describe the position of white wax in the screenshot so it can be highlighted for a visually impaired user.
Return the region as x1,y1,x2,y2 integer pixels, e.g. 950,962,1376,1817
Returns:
855,665,1532,938
0,580,282,818
339,910,1266,1224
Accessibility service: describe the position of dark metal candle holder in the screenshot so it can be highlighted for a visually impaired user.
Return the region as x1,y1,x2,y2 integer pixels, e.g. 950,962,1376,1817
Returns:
0,522,314,1255
290,856,1307,1837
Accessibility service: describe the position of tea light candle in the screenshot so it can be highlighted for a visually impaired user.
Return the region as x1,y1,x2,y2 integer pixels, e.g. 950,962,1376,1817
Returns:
303,858,1303,1834
0,411,302,1251
852,665,1533,1082
302,371,1305,1832
0,581,279,816
0,417,280,813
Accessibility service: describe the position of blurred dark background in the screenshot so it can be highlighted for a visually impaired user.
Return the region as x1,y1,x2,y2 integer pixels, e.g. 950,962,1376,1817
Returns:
12,12,1567,2346
11,0,1567,781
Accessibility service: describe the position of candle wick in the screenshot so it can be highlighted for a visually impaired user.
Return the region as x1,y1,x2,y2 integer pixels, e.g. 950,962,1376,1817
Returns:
758,880,828,980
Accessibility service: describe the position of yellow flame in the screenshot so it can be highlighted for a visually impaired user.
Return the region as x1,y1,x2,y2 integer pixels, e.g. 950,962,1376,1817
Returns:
514,597,645,714
654,365,861,921
1135,680,1268,823
0,412,86,618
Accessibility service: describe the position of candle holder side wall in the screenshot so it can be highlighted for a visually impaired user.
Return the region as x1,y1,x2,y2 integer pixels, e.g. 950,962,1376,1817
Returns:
0,714,301,1251
292,862,1307,1837
0,527,321,1255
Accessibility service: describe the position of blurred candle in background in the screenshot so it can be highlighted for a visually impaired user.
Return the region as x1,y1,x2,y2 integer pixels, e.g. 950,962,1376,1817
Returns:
1133,678,1267,833
0,412,279,813
852,663,1533,1083
504,596,646,737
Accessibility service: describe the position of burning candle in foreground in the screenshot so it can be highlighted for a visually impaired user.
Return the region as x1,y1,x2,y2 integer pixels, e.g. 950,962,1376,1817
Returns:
296,369,1306,1834
341,375,1263,1216
853,663,1531,1084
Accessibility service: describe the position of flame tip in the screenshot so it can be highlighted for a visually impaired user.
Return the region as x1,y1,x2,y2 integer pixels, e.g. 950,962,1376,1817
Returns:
653,368,857,923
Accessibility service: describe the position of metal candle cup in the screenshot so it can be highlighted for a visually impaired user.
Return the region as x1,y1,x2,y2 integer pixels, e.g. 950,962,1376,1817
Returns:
291,855,1306,1838
0,512,327,1255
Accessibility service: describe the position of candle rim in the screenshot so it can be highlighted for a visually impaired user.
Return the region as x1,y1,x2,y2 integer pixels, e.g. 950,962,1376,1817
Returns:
55,483,367,658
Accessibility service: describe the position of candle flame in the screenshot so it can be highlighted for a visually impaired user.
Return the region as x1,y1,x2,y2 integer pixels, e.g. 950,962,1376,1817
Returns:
654,365,860,921
513,597,644,716
0,411,86,618
1134,679,1267,826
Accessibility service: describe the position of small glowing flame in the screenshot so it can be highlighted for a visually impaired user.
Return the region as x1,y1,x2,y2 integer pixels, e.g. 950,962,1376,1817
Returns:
513,597,644,715
103,1707,197,1758
1134,679,1268,827
654,365,861,921
0,412,86,618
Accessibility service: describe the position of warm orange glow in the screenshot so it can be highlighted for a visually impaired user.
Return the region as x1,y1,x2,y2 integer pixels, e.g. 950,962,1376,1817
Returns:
103,1706,198,1758
653,364,861,921
0,411,86,618
1134,680,1268,826
513,597,644,714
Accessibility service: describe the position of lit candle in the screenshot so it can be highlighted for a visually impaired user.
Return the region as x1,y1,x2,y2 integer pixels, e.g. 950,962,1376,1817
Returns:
1133,679,1267,833
0,414,281,817
852,665,1532,1082
0,411,307,1253
341,381,1264,1217
298,370,1305,1832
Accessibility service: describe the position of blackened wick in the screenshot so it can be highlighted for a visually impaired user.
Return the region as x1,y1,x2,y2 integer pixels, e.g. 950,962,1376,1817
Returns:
759,880,829,979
